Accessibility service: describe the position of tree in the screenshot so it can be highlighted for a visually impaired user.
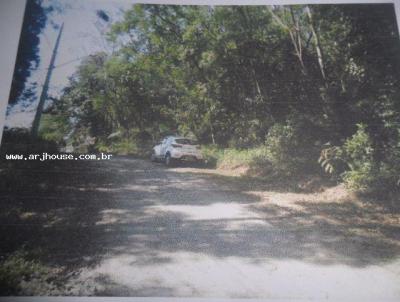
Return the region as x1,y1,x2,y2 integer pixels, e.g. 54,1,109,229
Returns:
49,3,400,192
9,0,52,104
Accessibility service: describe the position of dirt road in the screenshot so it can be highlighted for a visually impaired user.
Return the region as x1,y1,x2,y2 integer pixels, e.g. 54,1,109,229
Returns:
2,157,400,299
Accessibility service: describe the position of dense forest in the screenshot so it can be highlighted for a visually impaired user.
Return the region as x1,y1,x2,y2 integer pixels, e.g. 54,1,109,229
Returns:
39,4,400,194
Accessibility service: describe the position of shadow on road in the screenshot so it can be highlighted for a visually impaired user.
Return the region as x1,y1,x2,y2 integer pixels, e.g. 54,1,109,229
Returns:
1,157,399,294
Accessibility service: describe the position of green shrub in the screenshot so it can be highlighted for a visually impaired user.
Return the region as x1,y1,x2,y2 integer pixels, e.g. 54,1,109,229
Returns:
200,145,269,170
201,119,320,177
342,166,375,191
201,145,223,168
264,123,294,172
318,124,377,191
95,136,153,157
96,138,138,155
38,113,69,146
227,119,267,148
218,148,254,168
341,124,375,191
319,124,400,194
318,145,346,176
264,121,319,176
0,251,48,295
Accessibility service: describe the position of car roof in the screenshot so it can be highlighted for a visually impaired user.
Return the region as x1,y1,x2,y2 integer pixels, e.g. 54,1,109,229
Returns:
164,136,198,143
165,136,187,140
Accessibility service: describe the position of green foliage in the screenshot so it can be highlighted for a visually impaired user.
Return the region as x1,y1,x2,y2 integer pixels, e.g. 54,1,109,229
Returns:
47,4,400,194
93,128,154,157
342,167,375,192
0,251,48,295
318,146,344,175
201,145,223,168
264,121,319,175
339,124,400,194
219,148,261,169
343,124,374,170
201,145,270,171
96,138,137,155
340,124,374,191
265,123,295,172
319,124,399,194
38,113,69,146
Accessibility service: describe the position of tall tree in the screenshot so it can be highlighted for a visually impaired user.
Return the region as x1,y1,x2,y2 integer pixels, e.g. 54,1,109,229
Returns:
8,0,51,104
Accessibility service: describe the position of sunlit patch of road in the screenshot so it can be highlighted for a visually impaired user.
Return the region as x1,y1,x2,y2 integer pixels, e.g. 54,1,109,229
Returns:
76,251,400,299
63,158,400,299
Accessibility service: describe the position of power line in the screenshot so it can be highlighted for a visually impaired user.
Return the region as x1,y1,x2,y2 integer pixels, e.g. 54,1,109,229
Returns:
54,57,83,69
31,23,64,137
36,56,83,71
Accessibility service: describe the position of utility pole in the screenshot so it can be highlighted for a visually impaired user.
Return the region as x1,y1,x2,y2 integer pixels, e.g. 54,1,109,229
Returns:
31,23,64,137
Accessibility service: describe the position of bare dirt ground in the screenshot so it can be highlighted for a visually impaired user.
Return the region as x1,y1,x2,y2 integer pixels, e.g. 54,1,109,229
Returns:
1,157,400,299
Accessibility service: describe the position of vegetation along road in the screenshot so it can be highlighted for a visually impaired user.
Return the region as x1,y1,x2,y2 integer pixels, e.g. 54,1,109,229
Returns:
1,157,399,299
2,3,400,298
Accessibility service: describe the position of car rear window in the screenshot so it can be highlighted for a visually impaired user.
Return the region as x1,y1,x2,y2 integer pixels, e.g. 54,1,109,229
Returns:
175,139,198,145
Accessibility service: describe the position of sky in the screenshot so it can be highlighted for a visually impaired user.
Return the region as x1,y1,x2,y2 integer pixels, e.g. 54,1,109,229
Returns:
5,0,133,128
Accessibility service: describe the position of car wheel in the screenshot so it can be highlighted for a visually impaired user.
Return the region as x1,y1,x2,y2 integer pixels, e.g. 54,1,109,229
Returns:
165,153,174,166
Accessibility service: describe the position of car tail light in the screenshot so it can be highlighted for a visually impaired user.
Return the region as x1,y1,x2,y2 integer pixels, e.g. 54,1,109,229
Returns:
172,144,182,148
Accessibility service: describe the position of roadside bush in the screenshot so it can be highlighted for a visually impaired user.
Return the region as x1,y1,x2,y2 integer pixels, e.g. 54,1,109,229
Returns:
201,145,269,171
38,113,69,147
218,148,255,168
201,119,321,177
95,131,153,157
264,121,319,176
0,251,48,295
201,145,223,168
318,145,346,177
320,124,400,195
341,124,375,191
227,118,268,148
96,138,138,155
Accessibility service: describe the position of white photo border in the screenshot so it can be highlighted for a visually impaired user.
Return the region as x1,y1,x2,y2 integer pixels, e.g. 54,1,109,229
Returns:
0,1,399,301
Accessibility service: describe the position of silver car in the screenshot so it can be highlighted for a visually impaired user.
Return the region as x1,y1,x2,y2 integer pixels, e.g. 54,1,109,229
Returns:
151,136,203,166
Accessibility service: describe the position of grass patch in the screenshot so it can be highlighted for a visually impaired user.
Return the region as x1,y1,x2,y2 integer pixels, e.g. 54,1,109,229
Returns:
202,145,270,168
94,132,154,158
218,147,269,169
201,145,273,174
201,143,323,182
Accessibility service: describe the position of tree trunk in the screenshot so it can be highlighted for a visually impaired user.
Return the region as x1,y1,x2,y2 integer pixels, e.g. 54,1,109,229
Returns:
268,7,307,75
306,6,327,83
210,117,216,145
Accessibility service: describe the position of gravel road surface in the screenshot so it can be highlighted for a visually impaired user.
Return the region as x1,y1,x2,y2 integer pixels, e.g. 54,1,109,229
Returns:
2,157,400,300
